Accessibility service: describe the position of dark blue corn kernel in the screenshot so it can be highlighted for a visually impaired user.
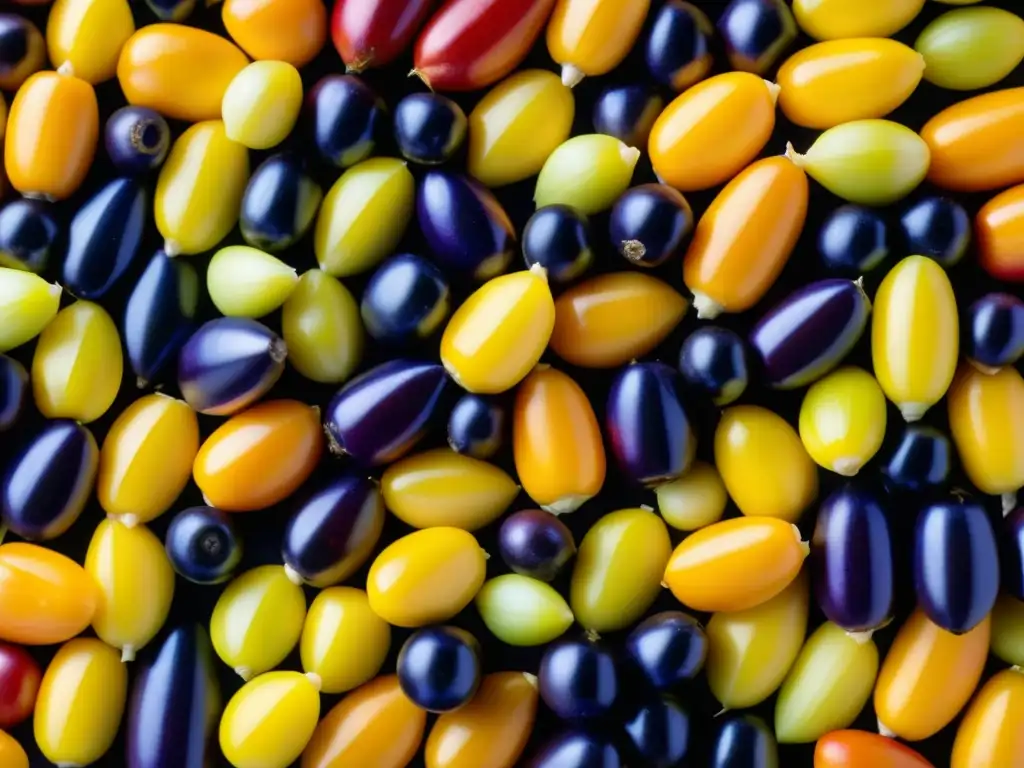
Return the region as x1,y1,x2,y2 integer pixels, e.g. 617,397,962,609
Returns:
717,0,797,76
592,85,664,148
240,153,323,252
394,92,467,165
646,1,714,91
0,198,59,273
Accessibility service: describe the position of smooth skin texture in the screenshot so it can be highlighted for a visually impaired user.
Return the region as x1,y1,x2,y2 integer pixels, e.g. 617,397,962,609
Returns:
207,245,298,318
951,668,1024,767
0,269,61,353
547,0,651,85
977,184,1024,281
222,0,327,67
792,0,925,40
992,593,1024,668
476,574,574,646
916,7,1024,90
46,0,134,83
534,134,640,214
282,269,364,383
222,60,304,150
814,730,935,767
0,731,28,768
655,461,728,531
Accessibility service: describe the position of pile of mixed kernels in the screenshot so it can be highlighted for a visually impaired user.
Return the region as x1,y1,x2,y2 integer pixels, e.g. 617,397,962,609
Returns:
0,0,1022,766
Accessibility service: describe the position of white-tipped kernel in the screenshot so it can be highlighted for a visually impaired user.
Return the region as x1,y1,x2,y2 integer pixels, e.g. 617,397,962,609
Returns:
561,63,585,88
692,291,724,320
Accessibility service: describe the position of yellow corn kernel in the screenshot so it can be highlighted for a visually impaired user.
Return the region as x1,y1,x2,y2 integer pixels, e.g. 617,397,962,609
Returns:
916,7,1024,91
381,448,519,530
314,157,414,277
774,622,879,744
534,134,640,215
0,268,61,353
220,671,321,768
547,0,651,87
874,609,990,741
649,73,778,192
663,516,809,612
549,271,688,368
951,668,1024,768
777,39,925,129
207,245,298,318
706,569,809,709
155,120,249,257
571,507,671,633
793,0,925,40
948,364,1024,513
282,269,363,384
117,24,249,122
97,394,199,525
992,593,1024,667
514,365,604,514
222,60,302,150
683,156,808,318
34,638,127,767
85,518,175,661
872,255,958,422
31,300,122,423
786,119,930,206
300,587,390,695
655,461,728,531
467,69,574,188
4,71,98,201
0,731,28,768
440,264,555,394
211,565,306,681
799,366,887,476
366,528,486,628
46,0,134,84
476,574,574,647
715,405,818,522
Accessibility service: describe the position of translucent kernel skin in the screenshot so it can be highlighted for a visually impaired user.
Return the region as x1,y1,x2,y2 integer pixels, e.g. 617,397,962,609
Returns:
98,393,199,526
916,7,1024,91
222,0,327,68
534,134,640,215
475,574,573,646
951,668,1024,768
222,60,303,150
117,24,249,122
366,528,487,628
649,72,778,192
571,507,671,632
874,609,990,741
977,184,1024,282
715,404,819,521
193,400,323,512
46,0,135,84
0,542,98,645
549,272,688,368
814,730,934,768
301,675,426,768
282,269,363,384
440,267,555,394
683,156,808,318
4,71,97,200
467,69,575,188
776,39,925,129
0,269,61,353
31,300,122,424
220,671,321,768
155,120,250,257
425,672,538,768
792,0,925,40
514,366,605,514
33,638,127,767
546,0,651,84
663,517,808,612
921,87,1024,192
872,256,959,422
85,519,175,661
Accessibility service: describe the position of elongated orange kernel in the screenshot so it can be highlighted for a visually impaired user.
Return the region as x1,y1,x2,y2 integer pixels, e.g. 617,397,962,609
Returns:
814,730,934,768
513,365,605,514
222,0,326,68
951,668,1024,768
683,156,808,319
977,184,1024,282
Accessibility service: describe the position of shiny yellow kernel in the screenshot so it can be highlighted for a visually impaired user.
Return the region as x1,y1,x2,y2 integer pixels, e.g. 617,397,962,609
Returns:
715,405,818,522
534,134,640,215
34,638,127,767
222,60,303,150
706,569,809,709
655,461,728,531
774,622,879,744
549,271,688,368
314,157,415,277
467,69,575,188
440,265,555,394
211,565,307,681
916,7,1024,91
799,366,887,477
207,245,298,318
85,518,175,662
31,300,122,423
281,269,363,384
46,0,135,84
300,587,390,695
476,574,574,647
155,120,250,257
872,255,958,422
381,448,519,531
776,39,925,129
220,671,321,768
951,668,1024,768
793,0,926,40
0,268,61,353
992,593,1024,668
546,0,651,86
367,527,487,628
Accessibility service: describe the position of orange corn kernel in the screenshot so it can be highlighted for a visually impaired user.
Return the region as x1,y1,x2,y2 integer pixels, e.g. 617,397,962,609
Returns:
977,184,1024,282
222,0,326,68
814,730,934,767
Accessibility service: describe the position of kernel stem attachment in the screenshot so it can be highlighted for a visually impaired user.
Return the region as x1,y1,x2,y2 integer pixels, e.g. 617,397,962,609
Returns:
899,402,928,422
561,63,585,88
121,645,136,663
408,69,434,92
831,458,862,477
57,61,75,77
283,563,304,586
783,142,805,167
1003,492,1018,516
764,80,781,104
877,718,896,738
846,630,874,645
691,291,724,320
